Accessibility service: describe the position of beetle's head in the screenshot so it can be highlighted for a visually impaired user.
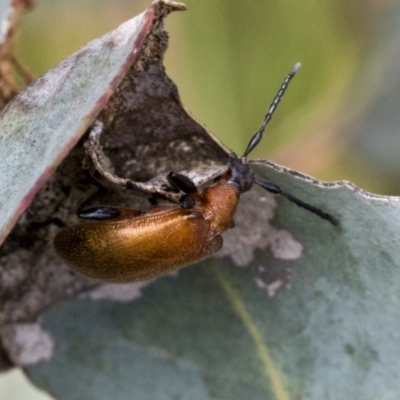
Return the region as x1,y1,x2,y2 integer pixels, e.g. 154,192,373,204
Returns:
227,153,254,193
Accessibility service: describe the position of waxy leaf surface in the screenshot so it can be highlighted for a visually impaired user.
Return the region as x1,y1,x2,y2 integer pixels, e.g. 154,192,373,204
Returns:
0,6,153,245
26,162,400,400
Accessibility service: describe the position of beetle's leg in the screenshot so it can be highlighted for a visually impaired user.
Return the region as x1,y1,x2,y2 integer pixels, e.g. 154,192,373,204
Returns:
167,172,203,208
78,206,120,220
255,179,338,226
77,173,109,217
148,195,159,206
77,174,143,221
78,206,143,221
125,180,154,196
179,195,195,209
167,172,198,194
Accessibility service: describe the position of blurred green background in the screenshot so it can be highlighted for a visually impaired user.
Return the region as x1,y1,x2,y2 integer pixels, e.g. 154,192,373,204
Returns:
12,0,400,195
2,0,400,398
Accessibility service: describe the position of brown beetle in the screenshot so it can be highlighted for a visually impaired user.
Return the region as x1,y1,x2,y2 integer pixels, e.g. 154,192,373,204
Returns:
54,63,337,282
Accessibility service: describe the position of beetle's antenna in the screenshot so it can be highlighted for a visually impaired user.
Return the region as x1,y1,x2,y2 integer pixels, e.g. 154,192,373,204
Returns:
242,62,301,158
255,179,338,226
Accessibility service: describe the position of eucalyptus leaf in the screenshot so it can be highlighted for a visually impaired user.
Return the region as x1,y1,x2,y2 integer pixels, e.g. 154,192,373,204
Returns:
0,5,153,245
25,161,400,400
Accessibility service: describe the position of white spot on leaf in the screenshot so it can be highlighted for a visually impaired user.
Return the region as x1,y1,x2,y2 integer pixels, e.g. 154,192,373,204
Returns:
216,187,303,266
255,277,284,297
85,280,153,302
268,230,303,260
1,323,54,366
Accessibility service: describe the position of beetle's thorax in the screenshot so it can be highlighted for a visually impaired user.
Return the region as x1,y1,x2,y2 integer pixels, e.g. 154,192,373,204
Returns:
201,178,239,234
199,154,253,234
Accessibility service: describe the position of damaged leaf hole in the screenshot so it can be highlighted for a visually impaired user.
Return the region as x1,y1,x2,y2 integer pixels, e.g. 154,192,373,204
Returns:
54,63,337,284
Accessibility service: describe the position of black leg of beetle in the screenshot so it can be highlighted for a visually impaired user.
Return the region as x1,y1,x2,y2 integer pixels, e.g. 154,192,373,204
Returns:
148,194,161,206
125,180,153,196
160,183,180,193
167,172,198,194
78,206,122,220
255,179,338,226
77,174,108,212
76,173,122,220
179,194,195,209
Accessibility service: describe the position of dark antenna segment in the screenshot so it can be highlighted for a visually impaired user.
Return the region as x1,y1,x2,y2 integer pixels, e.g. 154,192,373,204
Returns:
242,62,301,158
255,179,338,226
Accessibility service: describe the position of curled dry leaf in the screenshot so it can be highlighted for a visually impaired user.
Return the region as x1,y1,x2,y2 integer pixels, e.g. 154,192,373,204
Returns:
0,0,229,362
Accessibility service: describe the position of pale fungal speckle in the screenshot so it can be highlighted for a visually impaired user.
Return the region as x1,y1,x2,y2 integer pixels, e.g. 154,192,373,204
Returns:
17,58,75,108
85,280,153,302
254,277,284,298
216,186,303,266
86,271,179,302
168,140,193,153
216,187,278,266
267,230,303,260
0,323,54,366
0,251,31,288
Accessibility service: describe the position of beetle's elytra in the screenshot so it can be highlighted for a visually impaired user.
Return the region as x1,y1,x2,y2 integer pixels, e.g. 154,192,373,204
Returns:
54,63,337,283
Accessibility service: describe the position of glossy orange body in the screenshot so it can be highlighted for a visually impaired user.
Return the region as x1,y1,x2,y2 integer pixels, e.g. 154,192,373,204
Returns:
54,177,239,282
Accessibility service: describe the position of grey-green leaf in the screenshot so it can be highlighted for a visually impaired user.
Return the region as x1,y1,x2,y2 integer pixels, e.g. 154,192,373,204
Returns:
0,5,154,245
25,161,400,400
